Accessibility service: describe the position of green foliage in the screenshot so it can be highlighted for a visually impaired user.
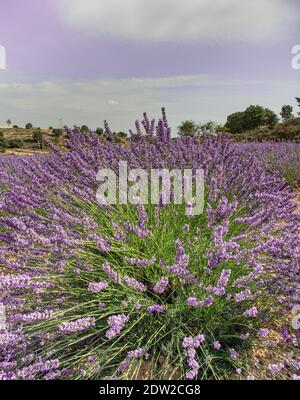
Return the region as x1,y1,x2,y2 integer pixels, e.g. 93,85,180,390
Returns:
280,105,293,122
226,105,278,133
231,117,300,142
95,127,104,136
25,123,33,130
0,135,7,152
80,125,90,133
32,130,44,150
7,139,24,149
296,97,300,116
52,128,64,138
113,131,128,143
225,112,245,133
178,120,199,137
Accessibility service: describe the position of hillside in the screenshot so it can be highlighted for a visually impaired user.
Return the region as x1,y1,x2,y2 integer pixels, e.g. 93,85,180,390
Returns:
231,117,300,142
0,127,56,154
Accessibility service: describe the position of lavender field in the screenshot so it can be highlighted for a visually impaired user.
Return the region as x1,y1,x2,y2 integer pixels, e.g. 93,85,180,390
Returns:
0,110,299,380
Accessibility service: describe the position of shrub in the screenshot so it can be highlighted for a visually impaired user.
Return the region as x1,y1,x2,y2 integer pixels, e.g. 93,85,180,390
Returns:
32,130,44,149
25,123,33,130
0,110,299,380
226,106,278,133
0,135,7,152
80,125,89,133
7,139,24,149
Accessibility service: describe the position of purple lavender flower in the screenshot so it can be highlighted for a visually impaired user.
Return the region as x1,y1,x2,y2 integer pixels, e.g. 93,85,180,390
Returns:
229,348,238,359
124,276,147,292
88,281,108,293
125,256,155,267
258,328,269,338
147,305,166,313
102,262,121,284
268,363,285,373
183,224,190,233
243,307,258,318
240,333,250,340
106,314,129,340
213,341,221,350
153,277,169,294
59,317,95,334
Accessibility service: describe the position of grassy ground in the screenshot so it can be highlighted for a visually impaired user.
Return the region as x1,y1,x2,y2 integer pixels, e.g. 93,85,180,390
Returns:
0,127,55,154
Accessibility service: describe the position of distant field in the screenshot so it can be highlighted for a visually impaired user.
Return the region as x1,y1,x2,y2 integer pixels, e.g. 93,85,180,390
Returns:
0,127,57,154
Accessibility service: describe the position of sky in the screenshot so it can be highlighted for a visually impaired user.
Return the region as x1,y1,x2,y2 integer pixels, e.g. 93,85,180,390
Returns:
0,0,299,133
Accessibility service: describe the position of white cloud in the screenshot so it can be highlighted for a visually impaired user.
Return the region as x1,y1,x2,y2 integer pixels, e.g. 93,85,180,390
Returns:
57,0,298,42
0,75,298,132
107,99,119,106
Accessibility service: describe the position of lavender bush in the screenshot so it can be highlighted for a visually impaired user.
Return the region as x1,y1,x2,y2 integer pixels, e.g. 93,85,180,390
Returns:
236,142,300,187
0,110,299,380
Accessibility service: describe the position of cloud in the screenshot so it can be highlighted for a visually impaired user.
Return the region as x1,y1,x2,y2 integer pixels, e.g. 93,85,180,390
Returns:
57,0,298,42
107,99,119,106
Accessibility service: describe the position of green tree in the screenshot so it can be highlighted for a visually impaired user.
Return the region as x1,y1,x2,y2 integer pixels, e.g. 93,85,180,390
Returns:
280,105,294,122
80,125,89,133
32,130,44,150
113,131,127,143
263,108,279,128
226,106,278,133
52,128,64,146
296,97,300,116
25,122,33,130
225,112,245,133
8,139,24,149
178,120,199,137
95,128,104,136
0,134,7,153
243,105,265,130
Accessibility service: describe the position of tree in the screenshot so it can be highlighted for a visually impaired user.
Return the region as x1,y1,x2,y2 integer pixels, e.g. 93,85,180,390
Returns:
80,125,89,133
95,128,104,136
0,134,7,153
225,112,245,133
280,105,294,122
263,108,279,128
226,105,278,133
6,119,11,127
25,123,33,130
7,139,24,149
32,130,44,150
178,120,199,137
243,105,266,131
52,128,64,145
296,97,300,116
113,131,127,143
52,128,63,137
